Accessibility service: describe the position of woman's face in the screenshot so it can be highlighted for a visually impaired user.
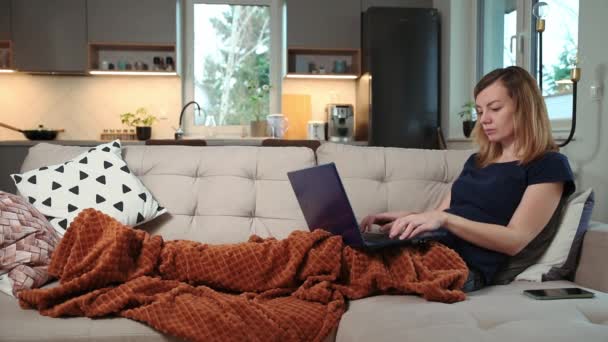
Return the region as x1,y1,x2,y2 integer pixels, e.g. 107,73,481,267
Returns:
475,81,516,144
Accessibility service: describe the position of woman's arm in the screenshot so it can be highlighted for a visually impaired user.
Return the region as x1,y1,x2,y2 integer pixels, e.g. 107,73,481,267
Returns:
436,190,451,211
361,191,451,232
390,182,564,256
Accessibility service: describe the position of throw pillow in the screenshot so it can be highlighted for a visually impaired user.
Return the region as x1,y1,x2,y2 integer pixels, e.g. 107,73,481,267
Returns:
491,195,567,285
10,140,166,235
516,188,595,282
0,191,60,297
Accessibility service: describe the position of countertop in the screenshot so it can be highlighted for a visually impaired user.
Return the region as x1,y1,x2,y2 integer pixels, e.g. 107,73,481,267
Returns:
0,140,147,146
0,139,370,147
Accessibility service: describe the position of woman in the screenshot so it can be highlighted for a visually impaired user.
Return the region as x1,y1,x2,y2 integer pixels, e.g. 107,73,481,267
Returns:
360,66,575,292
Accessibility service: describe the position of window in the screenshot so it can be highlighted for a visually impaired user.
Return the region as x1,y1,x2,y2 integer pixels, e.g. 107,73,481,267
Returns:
478,0,518,75
184,0,283,133
478,0,579,126
535,0,579,121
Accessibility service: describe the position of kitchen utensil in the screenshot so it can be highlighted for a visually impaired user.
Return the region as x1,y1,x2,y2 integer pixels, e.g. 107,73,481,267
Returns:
333,60,347,73
165,56,174,71
307,121,327,140
266,114,289,138
153,57,163,70
0,122,64,140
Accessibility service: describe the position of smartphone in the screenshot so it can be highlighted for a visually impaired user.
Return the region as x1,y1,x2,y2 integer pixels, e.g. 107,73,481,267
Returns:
523,287,595,300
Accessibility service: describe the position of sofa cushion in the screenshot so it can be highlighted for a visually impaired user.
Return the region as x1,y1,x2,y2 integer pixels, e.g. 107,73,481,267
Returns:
19,144,316,244
316,143,473,223
12,141,166,234
0,291,171,342
336,280,608,342
516,188,595,282
491,196,567,285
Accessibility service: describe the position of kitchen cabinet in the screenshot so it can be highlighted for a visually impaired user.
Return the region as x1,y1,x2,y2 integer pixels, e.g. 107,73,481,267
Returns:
11,0,87,73
361,0,433,11
87,0,176,44
286,0,361,78
286,0,360,49
87,0,176,75
0,0,11,69
0,0,10,40
286,48,360,77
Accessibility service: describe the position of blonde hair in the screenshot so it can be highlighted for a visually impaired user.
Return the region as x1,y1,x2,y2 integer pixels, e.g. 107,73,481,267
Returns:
472,66,557,167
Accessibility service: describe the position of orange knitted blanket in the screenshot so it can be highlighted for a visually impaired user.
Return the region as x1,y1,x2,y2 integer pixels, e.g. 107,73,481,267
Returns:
19,209,468,342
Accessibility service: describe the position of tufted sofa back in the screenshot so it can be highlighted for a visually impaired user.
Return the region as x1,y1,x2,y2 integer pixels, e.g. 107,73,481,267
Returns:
316,143,472,225
20,142,472,244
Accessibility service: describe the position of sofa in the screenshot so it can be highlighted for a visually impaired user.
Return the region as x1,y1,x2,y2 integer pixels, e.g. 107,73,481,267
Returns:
1,141,607,342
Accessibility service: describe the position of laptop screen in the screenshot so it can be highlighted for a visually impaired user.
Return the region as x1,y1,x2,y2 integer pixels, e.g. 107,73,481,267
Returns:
287,163,364,247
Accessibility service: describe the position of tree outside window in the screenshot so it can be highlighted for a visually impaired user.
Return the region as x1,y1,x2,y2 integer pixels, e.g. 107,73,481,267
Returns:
194,4,271,126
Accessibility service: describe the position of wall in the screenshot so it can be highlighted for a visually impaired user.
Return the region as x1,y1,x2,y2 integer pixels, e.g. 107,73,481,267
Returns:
0,74,181,141
434,0,477,141
561,0,608,221
282,78,357,122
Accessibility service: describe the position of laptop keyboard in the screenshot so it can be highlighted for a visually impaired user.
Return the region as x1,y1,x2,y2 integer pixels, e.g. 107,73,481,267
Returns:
362,232,393,242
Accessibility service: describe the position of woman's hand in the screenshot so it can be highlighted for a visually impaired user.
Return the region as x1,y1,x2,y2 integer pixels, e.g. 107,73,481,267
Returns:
359,211,412,232
387,210,448,240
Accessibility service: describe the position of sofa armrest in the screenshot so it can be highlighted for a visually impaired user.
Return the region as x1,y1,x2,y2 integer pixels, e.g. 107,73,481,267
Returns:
575,221,608,292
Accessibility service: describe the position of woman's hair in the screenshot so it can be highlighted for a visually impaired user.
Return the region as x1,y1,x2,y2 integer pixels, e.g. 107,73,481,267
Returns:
472,66,557,167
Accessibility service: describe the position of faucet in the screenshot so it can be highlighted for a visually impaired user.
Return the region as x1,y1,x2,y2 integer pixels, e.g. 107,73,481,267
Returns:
175,101,202,140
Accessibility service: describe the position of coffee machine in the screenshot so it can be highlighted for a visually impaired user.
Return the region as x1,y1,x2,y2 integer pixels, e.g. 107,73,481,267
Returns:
326,104,354,142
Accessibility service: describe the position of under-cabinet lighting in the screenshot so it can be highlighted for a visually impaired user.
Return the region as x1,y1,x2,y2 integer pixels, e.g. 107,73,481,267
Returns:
0,69,15,73
89,70,177,76
285,74,358,80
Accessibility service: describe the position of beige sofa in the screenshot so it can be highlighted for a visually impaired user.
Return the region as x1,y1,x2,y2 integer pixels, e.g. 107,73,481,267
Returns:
1,142,607,342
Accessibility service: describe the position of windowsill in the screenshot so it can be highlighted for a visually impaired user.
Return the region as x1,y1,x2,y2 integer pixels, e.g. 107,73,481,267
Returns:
552,123,576,142
447,137,473,142
447,133,574,143
553,135,576,143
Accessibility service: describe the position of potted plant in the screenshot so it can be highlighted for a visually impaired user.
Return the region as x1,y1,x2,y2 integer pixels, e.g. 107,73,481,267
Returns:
120,107,158,141
458,100,477,138
245,80,271,137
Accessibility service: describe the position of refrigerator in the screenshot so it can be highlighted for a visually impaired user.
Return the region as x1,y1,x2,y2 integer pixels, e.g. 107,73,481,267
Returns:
358,7,440,148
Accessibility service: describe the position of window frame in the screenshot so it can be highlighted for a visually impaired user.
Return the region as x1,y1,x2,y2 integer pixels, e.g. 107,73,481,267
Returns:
476,0,576,138
181,0,284,135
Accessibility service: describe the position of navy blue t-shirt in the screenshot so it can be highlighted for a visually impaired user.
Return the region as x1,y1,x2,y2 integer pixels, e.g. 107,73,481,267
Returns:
443,152,575,284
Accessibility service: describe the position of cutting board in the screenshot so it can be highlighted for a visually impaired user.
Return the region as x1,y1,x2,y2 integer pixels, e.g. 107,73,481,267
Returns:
281,94,311,140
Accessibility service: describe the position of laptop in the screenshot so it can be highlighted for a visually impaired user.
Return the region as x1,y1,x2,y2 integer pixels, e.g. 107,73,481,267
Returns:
287,163,448,249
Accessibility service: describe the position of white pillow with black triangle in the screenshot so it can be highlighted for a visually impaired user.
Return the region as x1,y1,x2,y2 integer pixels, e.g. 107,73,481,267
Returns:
11,140,167,235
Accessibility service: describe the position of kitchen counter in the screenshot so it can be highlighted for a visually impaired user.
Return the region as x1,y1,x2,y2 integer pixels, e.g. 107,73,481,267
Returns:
0,139,370,147
0,140,146,146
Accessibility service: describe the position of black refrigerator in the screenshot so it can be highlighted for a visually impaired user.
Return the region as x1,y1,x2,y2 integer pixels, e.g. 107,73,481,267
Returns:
360,7,440,148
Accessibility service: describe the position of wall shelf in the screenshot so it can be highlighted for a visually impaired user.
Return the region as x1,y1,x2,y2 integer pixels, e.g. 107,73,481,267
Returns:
89,70,177,76
88,42,176,75
0,40,14,71
287,47,360,79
